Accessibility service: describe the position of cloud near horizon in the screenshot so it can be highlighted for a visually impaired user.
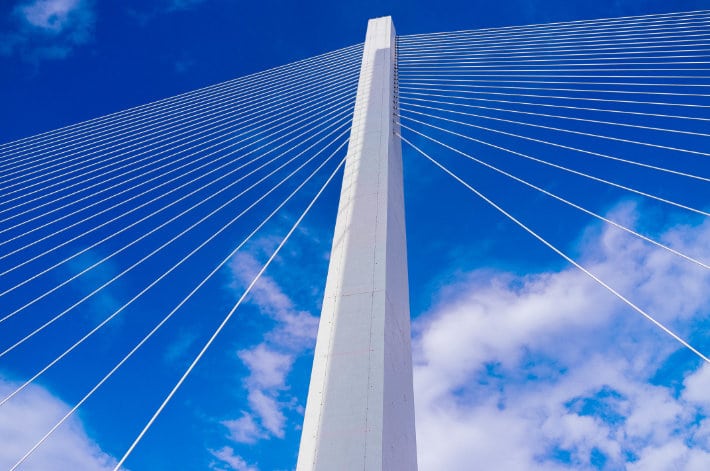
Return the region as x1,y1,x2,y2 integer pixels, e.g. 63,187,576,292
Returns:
412,202,710,470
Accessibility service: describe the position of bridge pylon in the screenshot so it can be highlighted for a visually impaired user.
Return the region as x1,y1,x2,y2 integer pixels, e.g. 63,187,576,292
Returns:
296,16,418,471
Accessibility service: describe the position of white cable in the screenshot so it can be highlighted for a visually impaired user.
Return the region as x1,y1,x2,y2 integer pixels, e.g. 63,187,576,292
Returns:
400,80,710,108
0,64,358,201
0,76,357,227
397,46,710,63
0,112,350,327
398,9,710,40
0,47,359,190
0,100,355,286
0,96,356,269
0,104,352,309
400,73,710,84
398,36,710,60
397,21,710,50
0,82,357,229
397,94,710,182
0,45,361,185
0,97,353,251
398,77,710,90
398,18,710,51
0,125,350,412
0,45,360,179
399,110,710,217
401,101,710,158
0,50,360,195
399,133,710,365
0,41,361,155
397,33,710,66
0,42,362,161
399,57,710,69
398,32,710,57
401,94,710,137
8,138,348,471
401,123,710,270
0,71,358,210
401,89,710,122
113,146,347,471
399,83,710,107
401,66,710,73
0,65,358,210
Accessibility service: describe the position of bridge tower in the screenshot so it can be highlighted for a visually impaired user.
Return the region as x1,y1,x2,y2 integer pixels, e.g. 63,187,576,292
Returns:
296,16,418,471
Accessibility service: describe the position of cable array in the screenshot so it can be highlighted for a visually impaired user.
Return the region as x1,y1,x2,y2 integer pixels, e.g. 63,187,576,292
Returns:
0,42,360,468
398,10,710,363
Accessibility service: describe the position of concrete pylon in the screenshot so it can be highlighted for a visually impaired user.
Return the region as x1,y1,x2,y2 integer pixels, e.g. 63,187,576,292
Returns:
297,16,417,471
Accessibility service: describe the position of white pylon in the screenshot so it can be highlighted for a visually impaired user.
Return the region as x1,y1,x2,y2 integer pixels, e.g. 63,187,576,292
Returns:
297,16,418,471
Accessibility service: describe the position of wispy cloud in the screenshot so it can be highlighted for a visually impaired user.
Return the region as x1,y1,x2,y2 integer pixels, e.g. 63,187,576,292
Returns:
3,0,95,62
0,376,120,470
209,446,258,471
19,0,90,35
412,202,710,470
238,344,293,438
221,412,267,445
229,246,319,350
215,234,321,454
684,364,710,407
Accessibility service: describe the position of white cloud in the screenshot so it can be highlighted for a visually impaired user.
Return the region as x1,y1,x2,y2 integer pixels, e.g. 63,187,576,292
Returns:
230,251,319,350
683,364,710,410
246,388,286,438
627,441,710,471
210,446,257,471
222,412,267,445
215,245,320,450
19,0,85,33
4,0,95,61
0,377,119,470
236,344,293,438
239,344,293,391
412,204,710,470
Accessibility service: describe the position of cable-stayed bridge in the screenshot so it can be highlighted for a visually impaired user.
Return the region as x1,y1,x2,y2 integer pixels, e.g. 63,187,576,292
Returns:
1,9,709,470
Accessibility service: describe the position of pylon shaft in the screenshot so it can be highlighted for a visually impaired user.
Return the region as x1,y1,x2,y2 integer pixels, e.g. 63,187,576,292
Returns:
296,15,417,471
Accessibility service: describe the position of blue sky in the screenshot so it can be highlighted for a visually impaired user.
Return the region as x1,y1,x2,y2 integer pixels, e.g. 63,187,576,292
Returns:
1,1,710,470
